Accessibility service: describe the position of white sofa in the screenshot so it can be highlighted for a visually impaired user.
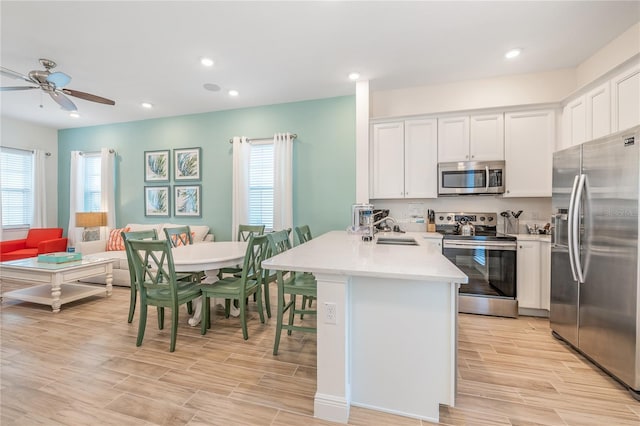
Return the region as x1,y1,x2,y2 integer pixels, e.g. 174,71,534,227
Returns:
76,223,213,287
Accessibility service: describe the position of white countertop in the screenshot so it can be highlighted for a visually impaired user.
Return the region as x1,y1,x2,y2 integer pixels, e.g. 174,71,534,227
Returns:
262,231,467,283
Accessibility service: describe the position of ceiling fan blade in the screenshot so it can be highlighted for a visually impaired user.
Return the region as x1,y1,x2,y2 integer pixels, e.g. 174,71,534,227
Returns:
62,88,115,105
0,86,39,91
46,72,71,88
48,91,77,111
0,66,33,83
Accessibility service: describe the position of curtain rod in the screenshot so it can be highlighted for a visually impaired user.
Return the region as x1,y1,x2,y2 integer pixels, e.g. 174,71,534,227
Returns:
228,134,298,144
78,149,116,155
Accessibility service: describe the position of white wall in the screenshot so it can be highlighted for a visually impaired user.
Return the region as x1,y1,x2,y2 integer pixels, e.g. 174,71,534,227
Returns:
1,116,58,241
576,22,640,89
370,68,576,119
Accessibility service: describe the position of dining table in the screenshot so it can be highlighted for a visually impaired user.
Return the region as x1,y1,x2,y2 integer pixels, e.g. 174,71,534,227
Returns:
171,241,247,326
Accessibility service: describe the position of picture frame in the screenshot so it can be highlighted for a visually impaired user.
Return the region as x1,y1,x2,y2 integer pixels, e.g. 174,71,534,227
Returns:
144,186,170,217
174,147,201,181
174,184,201,217
144,150,170,182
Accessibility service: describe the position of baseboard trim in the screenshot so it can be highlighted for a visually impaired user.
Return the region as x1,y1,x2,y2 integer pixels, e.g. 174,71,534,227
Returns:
314,392,350,423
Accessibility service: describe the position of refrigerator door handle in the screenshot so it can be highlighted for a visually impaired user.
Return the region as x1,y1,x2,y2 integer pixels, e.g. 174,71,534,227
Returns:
572,173,587,283
485,165,490,192
567,175,580,282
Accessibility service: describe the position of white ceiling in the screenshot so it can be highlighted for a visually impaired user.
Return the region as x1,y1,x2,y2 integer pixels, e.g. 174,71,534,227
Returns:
1,1,638,130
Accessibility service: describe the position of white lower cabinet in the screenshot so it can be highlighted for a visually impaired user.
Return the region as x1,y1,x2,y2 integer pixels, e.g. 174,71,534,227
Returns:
422,234,442,250
517,237,551,315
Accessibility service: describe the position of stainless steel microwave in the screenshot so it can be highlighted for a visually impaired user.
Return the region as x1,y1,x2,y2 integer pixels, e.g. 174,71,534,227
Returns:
438,161,505,195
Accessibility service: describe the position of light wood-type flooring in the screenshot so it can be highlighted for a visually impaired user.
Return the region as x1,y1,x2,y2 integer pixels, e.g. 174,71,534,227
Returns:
1,281,639,425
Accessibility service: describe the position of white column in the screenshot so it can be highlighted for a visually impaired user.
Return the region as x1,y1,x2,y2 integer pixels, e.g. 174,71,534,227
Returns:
355,80,370,204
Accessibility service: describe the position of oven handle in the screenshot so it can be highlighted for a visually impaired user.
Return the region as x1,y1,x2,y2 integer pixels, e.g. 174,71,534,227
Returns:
443,240,516,251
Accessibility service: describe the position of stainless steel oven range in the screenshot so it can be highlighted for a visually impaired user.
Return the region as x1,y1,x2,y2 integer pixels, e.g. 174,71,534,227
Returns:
436,212,518,318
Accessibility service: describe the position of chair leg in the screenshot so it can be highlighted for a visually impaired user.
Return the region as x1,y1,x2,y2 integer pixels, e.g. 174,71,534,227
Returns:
169,306,178,352
127,282,137,323
201,295,209,335
287,295,296,336
301,295,307,320
157,307,164,330
263,280,271,318
240,293,249,340
136,303,148,347
256,287,265,324
186,301,193,315
273,285,285,355
225,299,231,318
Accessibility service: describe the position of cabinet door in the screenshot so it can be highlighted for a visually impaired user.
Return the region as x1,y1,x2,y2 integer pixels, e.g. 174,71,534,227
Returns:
611,62,640,132
517,240,541,309
565,96,586,146
586,82,611,140
504,110,554,197
371,122,405,199
470,113,504,161
540,241,551,311
404,119,438,198
437,116,469,162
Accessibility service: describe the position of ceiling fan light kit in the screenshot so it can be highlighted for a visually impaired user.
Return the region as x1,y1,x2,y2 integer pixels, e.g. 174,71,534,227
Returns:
0,58,115,112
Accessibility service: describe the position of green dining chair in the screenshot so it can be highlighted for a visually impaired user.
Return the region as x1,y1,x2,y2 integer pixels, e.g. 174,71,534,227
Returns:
218,224,266,279
163,225,206,283
121,229,159,324
126,238,203,352
265,229,317,355
294,225,315,316
201,234,268,340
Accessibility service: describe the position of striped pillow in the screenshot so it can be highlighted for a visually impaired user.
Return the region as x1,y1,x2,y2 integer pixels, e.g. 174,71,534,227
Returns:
107,227,131,251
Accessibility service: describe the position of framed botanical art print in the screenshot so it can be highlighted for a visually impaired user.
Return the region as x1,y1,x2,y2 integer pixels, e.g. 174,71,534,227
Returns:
174,147,201,181
174,185,201,217
144,186,170,217
144,150,170,182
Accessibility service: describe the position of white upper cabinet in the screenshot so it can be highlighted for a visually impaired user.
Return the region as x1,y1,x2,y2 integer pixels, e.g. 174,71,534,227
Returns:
611,62,640,133
404,119,438,198
562,96,586,149
438,114,503,162
586,82,611,140
504,110,554,197
370,118,437,199
470,114,505,161
437,116,469,162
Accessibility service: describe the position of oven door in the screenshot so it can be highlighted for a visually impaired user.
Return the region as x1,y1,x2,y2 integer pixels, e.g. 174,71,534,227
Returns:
443,239,517,298
438,161,505,195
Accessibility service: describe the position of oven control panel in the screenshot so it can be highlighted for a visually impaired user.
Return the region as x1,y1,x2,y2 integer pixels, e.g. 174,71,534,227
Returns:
435,212,497,226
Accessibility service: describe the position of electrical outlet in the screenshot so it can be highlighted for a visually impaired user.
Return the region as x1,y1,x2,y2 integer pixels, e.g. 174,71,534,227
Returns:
324,302,337,324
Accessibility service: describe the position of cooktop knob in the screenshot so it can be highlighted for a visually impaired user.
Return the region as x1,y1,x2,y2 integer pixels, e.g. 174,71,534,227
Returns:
439,216,444,221
479,216,485,221
446,216,451,221
488,217,494,222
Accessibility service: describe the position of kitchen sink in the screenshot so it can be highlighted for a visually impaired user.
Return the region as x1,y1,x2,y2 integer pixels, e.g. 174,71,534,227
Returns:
376,237,419,246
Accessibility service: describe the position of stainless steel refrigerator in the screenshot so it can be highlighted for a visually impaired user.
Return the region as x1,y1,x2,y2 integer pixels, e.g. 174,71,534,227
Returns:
551,125,640,399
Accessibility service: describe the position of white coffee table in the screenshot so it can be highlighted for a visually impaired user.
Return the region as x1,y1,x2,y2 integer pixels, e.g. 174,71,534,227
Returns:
1,256,113,312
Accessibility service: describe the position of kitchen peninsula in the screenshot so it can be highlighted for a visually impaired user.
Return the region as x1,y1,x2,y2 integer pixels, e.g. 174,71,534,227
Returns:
262,231,468,423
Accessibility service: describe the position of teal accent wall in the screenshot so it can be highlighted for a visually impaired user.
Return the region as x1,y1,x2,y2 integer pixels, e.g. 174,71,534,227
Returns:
58,96,356,241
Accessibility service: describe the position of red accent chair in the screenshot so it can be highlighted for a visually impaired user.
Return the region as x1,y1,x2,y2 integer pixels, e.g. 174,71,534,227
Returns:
0,228,68,261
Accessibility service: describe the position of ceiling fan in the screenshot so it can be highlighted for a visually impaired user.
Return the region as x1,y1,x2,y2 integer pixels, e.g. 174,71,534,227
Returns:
0,58,115,111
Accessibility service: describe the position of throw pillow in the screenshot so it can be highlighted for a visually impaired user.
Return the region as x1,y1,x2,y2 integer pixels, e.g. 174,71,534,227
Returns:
170,232,195,247
107,227,131,251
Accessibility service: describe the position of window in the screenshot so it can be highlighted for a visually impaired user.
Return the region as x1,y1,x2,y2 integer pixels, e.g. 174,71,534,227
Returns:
248,143,274,230
83,153,101,212
0,147,33,228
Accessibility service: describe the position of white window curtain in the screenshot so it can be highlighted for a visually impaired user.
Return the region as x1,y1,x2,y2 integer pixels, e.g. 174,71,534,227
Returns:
231,136,250,241
31,149,47,228
273,132,293,232
68,151,84,248
101,148,116,230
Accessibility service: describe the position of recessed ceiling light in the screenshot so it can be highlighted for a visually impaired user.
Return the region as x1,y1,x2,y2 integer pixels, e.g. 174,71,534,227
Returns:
505,49,521,59
141,102,153,109
69,112,80,118
348,72,360,81
228,90,239,97
200,57,214,67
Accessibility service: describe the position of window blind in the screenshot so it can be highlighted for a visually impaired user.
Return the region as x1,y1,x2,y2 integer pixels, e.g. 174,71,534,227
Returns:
83,153,102,212
1,147,33,227
248,143,274,230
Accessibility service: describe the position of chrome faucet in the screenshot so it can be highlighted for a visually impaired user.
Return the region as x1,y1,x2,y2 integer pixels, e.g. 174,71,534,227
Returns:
373,216,397,233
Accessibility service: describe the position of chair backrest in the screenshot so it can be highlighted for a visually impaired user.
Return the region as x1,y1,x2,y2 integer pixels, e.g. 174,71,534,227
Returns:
239,234,270,285
237,224,265,242
295,225,312,245
122,229,159,286
164,226,193,247
265,229,292,258
127,239,180,299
